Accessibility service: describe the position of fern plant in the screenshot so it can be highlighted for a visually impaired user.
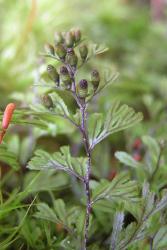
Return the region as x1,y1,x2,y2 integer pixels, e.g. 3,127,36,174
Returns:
24,29,144,249
1,29,167,250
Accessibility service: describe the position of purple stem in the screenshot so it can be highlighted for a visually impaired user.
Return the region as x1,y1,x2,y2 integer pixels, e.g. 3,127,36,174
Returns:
80,105,92,250
64,61,92,250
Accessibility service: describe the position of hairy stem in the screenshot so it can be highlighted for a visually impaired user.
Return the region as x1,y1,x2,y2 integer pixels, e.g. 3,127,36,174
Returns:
65,62,92,249
149,237,153,250
80,105,92,249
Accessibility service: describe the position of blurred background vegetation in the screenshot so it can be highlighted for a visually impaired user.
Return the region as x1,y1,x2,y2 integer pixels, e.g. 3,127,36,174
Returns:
1,0,167,249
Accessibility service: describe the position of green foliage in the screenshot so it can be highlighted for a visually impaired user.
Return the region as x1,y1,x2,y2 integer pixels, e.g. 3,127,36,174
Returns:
110,212,124,250
0,144,19,170
110,183,167,250
23,27,144,249
24,171,69,192
89,102,143,149
1,1,167,249
153,226,167,249
27,146,87,180
92,172,139,204
115,151,143,169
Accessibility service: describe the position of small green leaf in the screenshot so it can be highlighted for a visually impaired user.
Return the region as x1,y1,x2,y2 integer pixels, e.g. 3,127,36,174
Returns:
110,212,124,250
23,171,69,193
118,222,138,249
90,101,143,149
89,43,108,57
151,193,167,216
54,199,66,223
153,226,167,249
49,92,70,117
141,183,167,218
19,136,35,165
93,199,116,213
115,151,143,168
30,92,79,131
27,146,86,180
35,201,73,234
88,113,103,146
92,172,139,204
76,209,85,236
142,135,160,174
142,135,160,158
35,203,58,223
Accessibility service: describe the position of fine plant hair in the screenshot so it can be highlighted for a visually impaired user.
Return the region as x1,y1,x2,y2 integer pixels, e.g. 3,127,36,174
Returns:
27,29,144,249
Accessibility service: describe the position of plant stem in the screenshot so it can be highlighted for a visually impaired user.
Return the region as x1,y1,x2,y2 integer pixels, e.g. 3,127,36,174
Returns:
149,237,153,250
80,104,92,250
66,62,92,249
